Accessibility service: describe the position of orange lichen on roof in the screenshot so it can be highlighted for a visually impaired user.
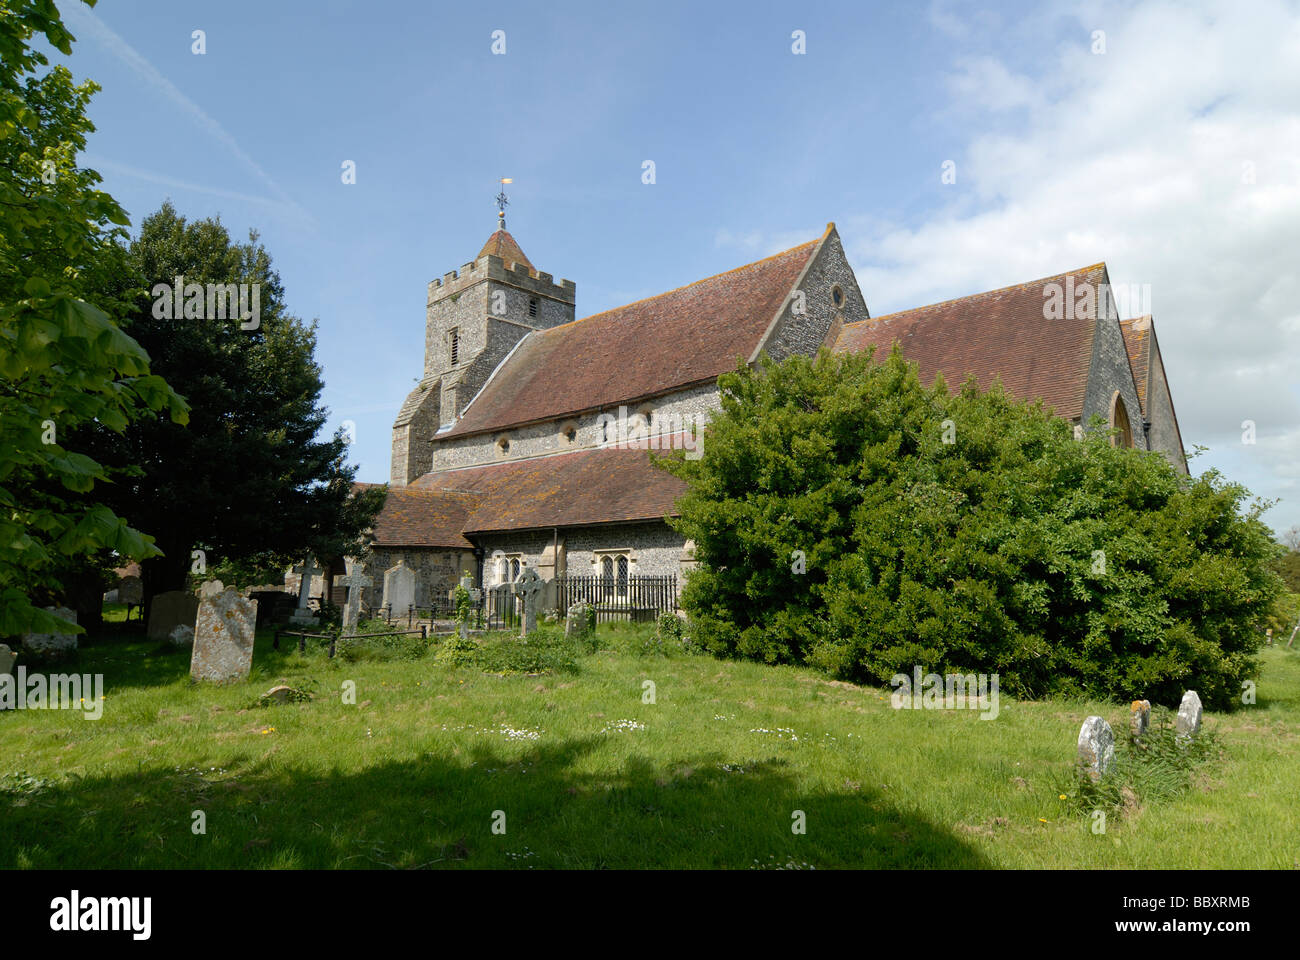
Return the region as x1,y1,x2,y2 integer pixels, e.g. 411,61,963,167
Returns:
477,229,534,271
444,236,821,439
1119,315,1152,415
834,264,1109,421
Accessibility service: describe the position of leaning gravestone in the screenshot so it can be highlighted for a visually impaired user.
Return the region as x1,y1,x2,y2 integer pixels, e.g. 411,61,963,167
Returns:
1176,690,1202,741
1130,699,1151,740
565,601,595,641
22,606,78,661
147,590,200,641
190,587,258,682
383,561,416,620
1077,716,1115,781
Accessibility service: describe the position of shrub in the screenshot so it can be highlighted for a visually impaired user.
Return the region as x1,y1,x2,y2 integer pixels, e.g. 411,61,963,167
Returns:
658,348,1282,710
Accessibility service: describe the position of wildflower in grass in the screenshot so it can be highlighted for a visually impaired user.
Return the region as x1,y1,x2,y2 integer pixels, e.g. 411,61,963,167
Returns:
1059,794,1067,800
1038,818,1048,823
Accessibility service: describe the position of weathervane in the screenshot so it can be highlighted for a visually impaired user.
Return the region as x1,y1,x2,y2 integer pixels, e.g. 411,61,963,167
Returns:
495,177,512,230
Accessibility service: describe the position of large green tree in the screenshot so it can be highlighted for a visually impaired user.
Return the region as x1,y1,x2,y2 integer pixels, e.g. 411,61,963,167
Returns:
660,348,1281,710
0,0,188,637
74,203,384,603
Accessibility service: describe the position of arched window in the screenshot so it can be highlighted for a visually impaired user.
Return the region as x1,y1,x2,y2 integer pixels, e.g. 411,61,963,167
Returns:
616,555,629,596
1109,393,1134,448
601,556,614,597
510,558,521,581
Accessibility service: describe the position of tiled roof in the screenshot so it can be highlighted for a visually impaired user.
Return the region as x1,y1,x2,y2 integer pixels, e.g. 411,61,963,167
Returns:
358,482,477,549
1119,315,1152,415
413,446,687,534
477,229,533,271
363,447,688,546
833,264,1108,420
442,235,823,438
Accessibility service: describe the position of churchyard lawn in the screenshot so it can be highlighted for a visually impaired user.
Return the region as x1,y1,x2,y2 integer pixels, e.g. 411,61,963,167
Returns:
3,617,1296,869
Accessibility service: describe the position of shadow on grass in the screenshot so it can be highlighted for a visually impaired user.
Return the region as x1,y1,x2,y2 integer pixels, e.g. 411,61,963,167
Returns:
0,734,991,870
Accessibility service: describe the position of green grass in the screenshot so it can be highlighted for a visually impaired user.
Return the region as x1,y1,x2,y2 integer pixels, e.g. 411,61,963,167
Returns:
3,620,1298,869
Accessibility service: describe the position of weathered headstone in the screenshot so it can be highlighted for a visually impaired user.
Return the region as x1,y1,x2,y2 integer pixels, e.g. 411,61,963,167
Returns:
147,590,200,641
1077,716,1115,781
169,624,195,648
21,606,78,660
0,643,17,678
383,560,416,620
511,567,548,637
456,573,481,639
290,560,320,625
565,601,595,641
118,575,143,617
1129,699,1151,740
334,564,371,633
190,587,258,682
1176,690,1202,741
199,579,225,599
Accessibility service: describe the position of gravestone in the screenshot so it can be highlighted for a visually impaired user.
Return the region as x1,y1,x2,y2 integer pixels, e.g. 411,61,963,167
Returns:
383,561,416,620
22,606,78,660
1130,699,1151,740
0,643,16,678
565,601,595,641
290,560,320,625
169,624,194,648
511,567,548,637
456,573,481,639
1077,716,1115,781
118,575,144,619
147,590,200,641
1176,690,1202,741
190,587,258,682
334,564,372,633
199,579,225,599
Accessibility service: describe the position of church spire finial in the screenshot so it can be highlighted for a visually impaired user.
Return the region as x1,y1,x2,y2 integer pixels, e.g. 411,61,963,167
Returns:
495,177,512,231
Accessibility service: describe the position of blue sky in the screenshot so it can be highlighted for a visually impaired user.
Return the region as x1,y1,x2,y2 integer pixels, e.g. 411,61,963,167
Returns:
50,0,1300,538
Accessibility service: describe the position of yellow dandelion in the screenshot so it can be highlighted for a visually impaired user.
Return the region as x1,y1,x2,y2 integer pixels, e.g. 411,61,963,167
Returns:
1038,817,1049,823
1059,794,1067,800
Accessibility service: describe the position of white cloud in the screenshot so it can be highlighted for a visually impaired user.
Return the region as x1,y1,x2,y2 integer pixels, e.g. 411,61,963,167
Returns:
850,0,1300,534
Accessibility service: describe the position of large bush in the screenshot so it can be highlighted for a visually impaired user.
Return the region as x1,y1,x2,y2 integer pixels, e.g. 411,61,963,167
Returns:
659,348,1280,710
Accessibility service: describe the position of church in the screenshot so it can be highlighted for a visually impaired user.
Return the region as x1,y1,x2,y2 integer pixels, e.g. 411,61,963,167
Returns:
348,215,1186,614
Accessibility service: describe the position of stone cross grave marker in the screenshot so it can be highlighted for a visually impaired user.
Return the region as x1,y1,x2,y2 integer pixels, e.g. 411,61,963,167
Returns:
1077,716,1115,781
290,559,320,624
1176,690,1202,742
190,587,258,682
457,573,481,639
511,567,548,637
384,560,416,620
335,564,372,634
1129,699,1151,740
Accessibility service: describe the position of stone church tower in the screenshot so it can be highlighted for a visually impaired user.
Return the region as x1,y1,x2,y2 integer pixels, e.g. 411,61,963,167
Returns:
390,227,576,484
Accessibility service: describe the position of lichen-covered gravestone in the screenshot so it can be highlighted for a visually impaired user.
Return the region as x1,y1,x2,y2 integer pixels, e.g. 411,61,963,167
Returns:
1130,699,1151,740
383,561,416,619
565,601,595,641
1077,716,1115,781
1176,690,1202,741
190,587,258,682
22,606,78,661
147,590,200,641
